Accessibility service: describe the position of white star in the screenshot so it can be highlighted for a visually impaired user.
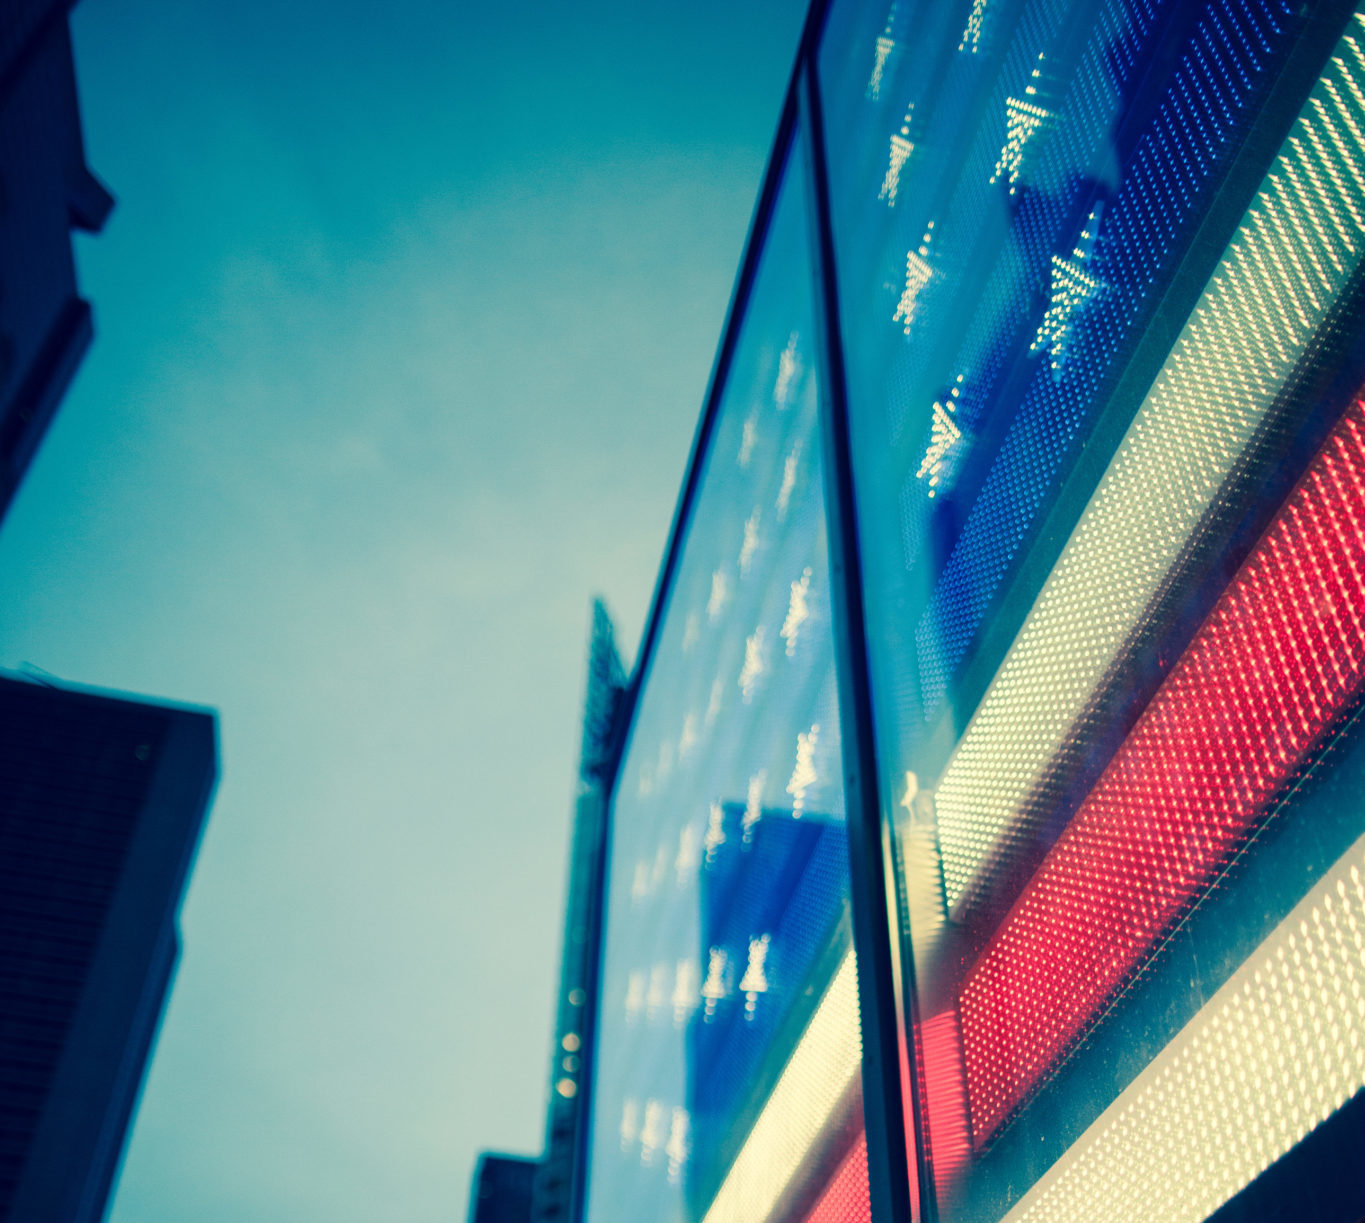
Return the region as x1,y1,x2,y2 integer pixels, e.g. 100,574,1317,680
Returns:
701,946,729,1018
738,412,758,467
1031,204,1105,375
739,509,761,576
786,723,820,816
774,332,801,407
646,962,668,1020
990,55,1051,195
742,772,766,843
666,1108,691,1182
672,959,700,1025
879,106,916,205
781,567,813,657
705,677,723,726
893,223,935,334
739,933,772,1018
678,712,698,759
620,1098,640,1150
707,569,729,622
867,33,894,99
776,445,801,520
640,1100,665,1164
739,626,766,701
704,800,726,863
681,611,700,653
625,970,645,1021
959,0,988,52
674,822,701,881
916,377,965,497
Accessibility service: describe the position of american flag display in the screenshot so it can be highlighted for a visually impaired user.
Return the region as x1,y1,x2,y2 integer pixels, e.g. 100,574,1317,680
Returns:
581,2,1365,1222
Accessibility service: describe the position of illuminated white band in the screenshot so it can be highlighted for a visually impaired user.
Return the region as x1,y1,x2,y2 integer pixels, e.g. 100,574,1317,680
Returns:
701,952,860,1223
933,13,1365,913
1002,830,1365,1223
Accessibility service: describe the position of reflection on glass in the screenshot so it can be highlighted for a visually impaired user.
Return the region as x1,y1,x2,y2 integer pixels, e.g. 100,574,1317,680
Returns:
582,124,866,1223
819,0,1365,1219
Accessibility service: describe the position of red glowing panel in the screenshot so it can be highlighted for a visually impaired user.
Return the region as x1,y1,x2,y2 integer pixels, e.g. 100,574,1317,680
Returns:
801,1134,871,1223
921,1010,970,1196
958,401,1365,1147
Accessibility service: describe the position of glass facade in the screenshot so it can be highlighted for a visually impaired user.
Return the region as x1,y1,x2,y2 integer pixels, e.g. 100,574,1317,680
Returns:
581,2,1365,1222
583,123,867,1223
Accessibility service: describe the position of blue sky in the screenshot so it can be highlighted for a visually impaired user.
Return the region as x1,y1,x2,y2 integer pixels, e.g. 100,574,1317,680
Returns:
0,2,808,1218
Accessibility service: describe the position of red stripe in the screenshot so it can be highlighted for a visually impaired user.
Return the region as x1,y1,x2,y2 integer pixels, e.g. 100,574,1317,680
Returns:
921,1009,970,1194
957,401,1365,1147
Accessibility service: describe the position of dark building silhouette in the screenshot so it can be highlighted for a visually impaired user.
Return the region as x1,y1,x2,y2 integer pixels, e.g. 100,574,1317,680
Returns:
531,602,624,1223
468,603,625,1223
468,1153,537,1223
0,8,221,1222
0,0,112,522
0,675,216,1223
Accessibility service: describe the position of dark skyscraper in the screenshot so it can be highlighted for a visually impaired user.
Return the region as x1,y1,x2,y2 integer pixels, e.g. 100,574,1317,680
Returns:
468,603,626,1223
0,675,216,1223
531,601,625,1223
0,8,224,1221
469,1153,538,1223
0,0,112,522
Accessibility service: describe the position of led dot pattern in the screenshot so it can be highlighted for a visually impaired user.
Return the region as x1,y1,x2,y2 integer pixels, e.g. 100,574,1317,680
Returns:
936,16,1365,914
921,1009,971,1195
800,1134,871,1223
581,0,1365,1218
914,0,1295,717
959,399,1365,1145
1002,835,1365,1223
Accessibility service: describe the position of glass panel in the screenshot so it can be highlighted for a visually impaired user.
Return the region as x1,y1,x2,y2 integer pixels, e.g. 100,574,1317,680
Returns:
817,0,1365,1219
582,121,868,1223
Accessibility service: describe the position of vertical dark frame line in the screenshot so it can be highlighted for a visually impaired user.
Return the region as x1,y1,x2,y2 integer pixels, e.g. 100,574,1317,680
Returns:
800,52,927,1223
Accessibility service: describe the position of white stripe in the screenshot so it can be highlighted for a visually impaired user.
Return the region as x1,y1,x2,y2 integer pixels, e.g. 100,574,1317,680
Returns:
1003,829,1365,1223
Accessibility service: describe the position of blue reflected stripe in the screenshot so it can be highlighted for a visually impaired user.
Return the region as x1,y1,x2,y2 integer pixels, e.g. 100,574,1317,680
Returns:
687,804,850,1184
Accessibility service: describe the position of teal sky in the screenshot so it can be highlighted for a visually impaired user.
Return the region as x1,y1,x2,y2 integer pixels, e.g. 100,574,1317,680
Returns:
0,2,808,1218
